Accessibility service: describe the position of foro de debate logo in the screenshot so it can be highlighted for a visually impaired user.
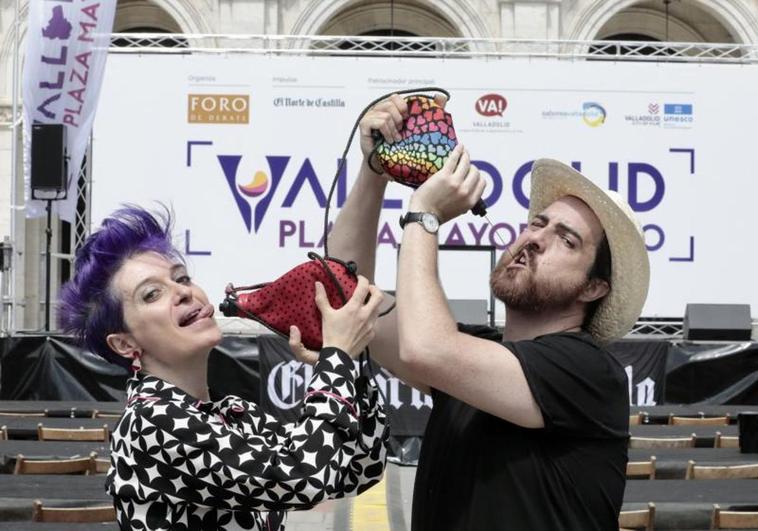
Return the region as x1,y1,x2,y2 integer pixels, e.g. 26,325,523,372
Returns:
188,94,249,124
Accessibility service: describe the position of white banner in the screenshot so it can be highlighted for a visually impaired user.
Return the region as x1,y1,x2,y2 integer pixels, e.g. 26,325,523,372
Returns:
23,0,116,221
92,54,758,321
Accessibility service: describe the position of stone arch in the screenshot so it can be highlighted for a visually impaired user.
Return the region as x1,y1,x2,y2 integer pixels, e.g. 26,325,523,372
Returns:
566,0,758,45
0,2,29,105
290,0,489,39
594,7,704,42
114,0,212,34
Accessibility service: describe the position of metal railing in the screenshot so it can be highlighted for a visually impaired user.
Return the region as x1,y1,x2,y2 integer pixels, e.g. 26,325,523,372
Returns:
108,33,758,64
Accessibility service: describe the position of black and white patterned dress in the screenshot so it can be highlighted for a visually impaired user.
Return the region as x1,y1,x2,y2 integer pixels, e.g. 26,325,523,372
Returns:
107,347,388,530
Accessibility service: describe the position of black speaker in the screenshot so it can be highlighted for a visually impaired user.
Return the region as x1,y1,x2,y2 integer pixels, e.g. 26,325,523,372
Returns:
683,303,752,341
31,123,67,193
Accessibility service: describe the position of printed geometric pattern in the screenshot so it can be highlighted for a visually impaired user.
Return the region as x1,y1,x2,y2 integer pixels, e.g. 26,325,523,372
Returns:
107,348,388,530
375,95,457,187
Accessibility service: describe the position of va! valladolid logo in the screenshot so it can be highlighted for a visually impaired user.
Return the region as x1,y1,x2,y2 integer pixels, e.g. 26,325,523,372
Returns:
470,93,520,132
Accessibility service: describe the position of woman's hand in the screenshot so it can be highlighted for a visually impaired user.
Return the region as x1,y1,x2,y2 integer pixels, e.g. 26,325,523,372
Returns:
288,325,320,366
316,275,384,358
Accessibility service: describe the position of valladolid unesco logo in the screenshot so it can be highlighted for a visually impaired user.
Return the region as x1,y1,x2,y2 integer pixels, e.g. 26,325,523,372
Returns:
624,102,694,128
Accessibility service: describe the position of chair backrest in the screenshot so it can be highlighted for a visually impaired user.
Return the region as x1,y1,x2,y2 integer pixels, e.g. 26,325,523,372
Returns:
629,435,696,449
619,502,655,530
627,456,656,479
94,457,111,474
630,413,649,426
37,423,109,443
91,409,122,419
669,414,730,426
14,452,96,475
714,431,740,449
32,500,116,523
711,503,758,529
0,410,47,417
686,461,758,480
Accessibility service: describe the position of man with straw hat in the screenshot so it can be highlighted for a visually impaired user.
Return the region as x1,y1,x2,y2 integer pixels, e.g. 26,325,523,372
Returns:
291,96,650,530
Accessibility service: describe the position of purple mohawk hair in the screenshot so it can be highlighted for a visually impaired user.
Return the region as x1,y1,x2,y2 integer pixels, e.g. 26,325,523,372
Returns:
58,205,182,368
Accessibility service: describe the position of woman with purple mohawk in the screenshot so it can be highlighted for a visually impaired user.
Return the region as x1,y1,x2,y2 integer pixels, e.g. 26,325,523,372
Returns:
59,205,388,530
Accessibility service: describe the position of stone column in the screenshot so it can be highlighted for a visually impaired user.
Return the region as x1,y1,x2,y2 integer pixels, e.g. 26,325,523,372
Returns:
499,0,562,40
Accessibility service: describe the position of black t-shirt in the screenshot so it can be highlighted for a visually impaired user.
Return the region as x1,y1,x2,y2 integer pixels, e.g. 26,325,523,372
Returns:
411,325,629,531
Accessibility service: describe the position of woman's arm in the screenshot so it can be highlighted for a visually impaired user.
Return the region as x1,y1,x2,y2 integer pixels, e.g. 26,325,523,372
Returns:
120,346,386,512
114,276,388,512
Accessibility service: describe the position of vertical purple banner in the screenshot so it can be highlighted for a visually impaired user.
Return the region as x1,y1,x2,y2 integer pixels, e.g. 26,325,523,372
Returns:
22,0,117,221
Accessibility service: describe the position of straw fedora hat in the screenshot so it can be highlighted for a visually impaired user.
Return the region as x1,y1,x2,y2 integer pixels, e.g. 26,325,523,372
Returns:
528,159,650,342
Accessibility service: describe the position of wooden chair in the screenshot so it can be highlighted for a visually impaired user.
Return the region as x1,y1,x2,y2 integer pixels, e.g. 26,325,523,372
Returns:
14,452,97,475
37,423,109,443
91,409,122,419
627,456,656,479
711,504,758,529
0,409,47,417
629,413,648,426
32,500,116,523
686,461,758,480
669,414,730,426
94,457,111,474
714,431,740,449
619,502,655,530
0,425,7,440
629,435,696,449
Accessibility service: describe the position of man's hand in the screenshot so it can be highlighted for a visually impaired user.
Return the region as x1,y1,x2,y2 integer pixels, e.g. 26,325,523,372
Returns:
408,143,486,223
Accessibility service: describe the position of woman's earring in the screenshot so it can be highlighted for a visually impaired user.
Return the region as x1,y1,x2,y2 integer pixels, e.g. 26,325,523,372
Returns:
131,351,142,373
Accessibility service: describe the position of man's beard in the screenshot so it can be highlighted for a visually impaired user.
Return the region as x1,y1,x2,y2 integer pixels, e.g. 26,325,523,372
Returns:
490,259,588,314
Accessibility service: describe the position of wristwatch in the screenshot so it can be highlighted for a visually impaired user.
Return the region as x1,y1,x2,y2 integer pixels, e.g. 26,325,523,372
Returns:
399,212,440,234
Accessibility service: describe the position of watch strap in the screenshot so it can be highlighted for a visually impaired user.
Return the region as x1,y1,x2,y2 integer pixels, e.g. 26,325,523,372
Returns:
399,212,425,229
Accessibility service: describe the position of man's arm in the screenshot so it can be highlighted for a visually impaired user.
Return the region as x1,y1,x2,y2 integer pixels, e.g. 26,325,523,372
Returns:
396,146,544,428
315,95,429,392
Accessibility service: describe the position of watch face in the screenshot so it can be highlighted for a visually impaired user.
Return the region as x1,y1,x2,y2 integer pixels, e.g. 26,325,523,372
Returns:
421,213,440,233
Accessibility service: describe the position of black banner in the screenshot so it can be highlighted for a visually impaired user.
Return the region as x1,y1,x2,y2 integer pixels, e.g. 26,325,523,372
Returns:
665,341,758,404
608,340,669,406
3,334,758,417
258,336,432,436
0,335,128,401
